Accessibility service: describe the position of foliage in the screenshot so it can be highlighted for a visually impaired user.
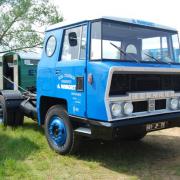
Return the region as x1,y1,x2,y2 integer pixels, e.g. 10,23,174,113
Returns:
0,0,63,52
0,119,180,179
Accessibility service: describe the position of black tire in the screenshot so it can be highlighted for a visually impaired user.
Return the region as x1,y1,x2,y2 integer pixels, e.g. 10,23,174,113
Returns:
44,105,80,155
0,95,24,127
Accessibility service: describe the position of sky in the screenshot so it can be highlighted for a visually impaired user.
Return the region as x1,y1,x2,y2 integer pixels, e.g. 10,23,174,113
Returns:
52,0,180,32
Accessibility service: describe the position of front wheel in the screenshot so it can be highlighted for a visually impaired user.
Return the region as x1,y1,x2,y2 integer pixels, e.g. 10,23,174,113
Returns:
44,105,80,155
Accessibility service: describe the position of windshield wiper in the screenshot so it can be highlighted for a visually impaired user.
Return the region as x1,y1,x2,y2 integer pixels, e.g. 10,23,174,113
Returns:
110,42,140,63
144,53,171,64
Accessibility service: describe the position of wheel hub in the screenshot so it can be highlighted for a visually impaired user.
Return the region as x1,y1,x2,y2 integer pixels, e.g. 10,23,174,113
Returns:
49,116,67,146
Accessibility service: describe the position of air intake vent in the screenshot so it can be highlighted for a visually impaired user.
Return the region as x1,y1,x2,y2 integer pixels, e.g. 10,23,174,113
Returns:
110,74,180,95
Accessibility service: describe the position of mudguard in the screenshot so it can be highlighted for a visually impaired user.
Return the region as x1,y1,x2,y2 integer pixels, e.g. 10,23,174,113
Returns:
0,90,24,126
0,90,24,109
0,90,23,100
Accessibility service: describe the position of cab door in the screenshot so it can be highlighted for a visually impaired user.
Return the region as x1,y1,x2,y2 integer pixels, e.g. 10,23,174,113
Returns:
54,24,88,118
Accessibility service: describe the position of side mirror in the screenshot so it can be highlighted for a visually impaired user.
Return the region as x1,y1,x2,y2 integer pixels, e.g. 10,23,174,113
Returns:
68,32,77,46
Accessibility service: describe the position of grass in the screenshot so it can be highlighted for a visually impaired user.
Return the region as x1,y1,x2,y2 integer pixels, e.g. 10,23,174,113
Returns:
1,119,180,179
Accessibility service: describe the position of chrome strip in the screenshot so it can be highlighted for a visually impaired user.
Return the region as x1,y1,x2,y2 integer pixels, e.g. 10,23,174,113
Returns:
109,91,179,102
110,66,180,74
69,115,88,121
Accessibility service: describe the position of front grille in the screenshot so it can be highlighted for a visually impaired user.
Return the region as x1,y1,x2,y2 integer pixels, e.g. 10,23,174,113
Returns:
109,73,180,120
110,74,180,96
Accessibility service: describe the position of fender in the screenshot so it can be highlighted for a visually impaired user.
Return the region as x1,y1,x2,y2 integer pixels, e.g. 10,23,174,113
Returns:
0,90,24,109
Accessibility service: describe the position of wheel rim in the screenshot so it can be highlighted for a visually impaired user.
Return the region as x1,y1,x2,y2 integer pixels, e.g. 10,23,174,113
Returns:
0,102,3,124
48,116,67,146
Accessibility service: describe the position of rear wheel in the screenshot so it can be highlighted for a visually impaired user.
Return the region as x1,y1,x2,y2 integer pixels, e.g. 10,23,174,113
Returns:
0,95,24,127
45,105,80,155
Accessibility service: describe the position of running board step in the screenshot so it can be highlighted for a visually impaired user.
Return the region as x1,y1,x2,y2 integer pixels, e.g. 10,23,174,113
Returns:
74,127,91,136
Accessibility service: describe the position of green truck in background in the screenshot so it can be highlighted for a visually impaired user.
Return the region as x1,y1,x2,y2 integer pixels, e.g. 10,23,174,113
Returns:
0,52,40,92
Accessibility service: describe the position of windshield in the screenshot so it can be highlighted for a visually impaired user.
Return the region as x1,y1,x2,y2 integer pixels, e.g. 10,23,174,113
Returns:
90,21,180,63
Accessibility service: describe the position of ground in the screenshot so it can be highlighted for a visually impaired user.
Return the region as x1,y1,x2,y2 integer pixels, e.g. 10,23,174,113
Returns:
0,119,180,180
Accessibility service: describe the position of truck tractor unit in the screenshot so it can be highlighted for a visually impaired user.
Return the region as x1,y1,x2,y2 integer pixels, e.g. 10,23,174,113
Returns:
1,17,180,155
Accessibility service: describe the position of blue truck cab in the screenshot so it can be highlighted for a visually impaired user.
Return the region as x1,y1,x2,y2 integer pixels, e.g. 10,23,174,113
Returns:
1,16,180,155
36,17,180,154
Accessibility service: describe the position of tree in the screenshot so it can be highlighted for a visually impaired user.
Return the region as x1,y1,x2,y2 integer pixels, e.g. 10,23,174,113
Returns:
0,0,63,52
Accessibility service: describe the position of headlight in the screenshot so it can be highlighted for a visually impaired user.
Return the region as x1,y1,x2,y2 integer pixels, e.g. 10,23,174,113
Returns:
123,102,133,115
170,98,178,110
111,103,121,117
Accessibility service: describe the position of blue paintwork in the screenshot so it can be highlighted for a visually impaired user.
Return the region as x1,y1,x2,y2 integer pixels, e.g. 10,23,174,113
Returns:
37,18,180,125
37,23,88,124
86,60,180,120
48,116,67,146
37,28,63,124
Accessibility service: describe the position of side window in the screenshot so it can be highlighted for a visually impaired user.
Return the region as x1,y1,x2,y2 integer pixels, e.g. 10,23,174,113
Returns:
91,22,101,60
46,36,56,57
79,26,87,59
61,25,87,61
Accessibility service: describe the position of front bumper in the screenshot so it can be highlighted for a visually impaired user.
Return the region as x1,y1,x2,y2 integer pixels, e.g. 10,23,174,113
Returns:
71,112,180,140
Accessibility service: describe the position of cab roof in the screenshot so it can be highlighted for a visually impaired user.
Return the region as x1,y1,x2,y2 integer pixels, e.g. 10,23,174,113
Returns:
46,16,177,32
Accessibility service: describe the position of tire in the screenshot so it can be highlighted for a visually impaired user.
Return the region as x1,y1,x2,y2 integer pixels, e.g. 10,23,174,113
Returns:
0,95,24,127
44,105,80,155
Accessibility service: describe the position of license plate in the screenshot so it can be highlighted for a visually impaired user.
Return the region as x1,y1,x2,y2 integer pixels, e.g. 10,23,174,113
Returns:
146,122,166,132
